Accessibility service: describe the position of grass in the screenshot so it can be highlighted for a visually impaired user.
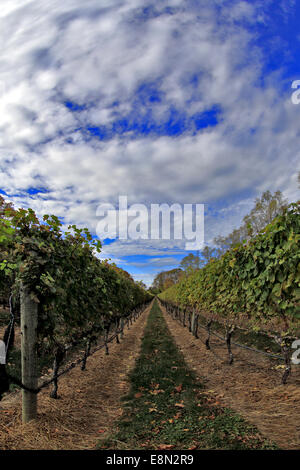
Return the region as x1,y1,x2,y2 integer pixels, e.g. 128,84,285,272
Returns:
98,299,277,450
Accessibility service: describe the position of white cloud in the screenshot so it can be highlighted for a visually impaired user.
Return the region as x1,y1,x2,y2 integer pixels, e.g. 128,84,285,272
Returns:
0,0,299,285
129,257,180,268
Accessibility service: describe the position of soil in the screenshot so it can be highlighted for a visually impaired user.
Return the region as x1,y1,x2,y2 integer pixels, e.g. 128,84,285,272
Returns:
0,302,152,450
159,301,300,450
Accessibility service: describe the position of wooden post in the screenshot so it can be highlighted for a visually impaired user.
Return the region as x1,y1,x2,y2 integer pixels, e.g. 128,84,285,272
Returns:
225,325,235,365
191,311,196,335
20,284,38,423
104,326,110,355
115,319,120,344
194,315,199,338
188,312,192,332
205,320,212,350
81,339,91,371
120,318,124,339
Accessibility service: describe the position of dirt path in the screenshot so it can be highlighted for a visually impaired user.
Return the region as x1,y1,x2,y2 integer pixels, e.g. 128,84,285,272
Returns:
159,301,300,450
0,302,152,450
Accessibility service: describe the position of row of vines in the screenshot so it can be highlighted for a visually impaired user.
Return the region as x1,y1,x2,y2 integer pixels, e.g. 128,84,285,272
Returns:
0,198,152,419
159,202,300,382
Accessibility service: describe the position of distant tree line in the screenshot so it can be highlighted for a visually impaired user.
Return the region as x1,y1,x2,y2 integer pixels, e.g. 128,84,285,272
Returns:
150,189,292,293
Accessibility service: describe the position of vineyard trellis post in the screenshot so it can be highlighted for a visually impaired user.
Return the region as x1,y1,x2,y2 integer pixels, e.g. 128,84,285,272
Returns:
115,319,120,344
194,314,199,339
225,325,235,365
205,320,212,350
120,318,124,339
81,338,91,371
188,311,192,333
191,310,196,336
20,283,38,423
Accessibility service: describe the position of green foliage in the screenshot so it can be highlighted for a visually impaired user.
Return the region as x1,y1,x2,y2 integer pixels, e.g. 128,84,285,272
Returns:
0,201,151,350
160,202,300,335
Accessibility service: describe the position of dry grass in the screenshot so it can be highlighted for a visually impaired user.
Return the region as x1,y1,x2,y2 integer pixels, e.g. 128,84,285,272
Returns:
0,302,152,450
159,302,300,450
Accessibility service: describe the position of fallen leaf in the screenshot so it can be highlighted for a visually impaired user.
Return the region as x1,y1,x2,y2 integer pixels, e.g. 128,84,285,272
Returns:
150,389,164,395
157,444,175,450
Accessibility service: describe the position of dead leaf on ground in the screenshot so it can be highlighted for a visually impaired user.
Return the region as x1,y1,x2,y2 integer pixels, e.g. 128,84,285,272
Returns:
150,389,164,395
157,444,175,450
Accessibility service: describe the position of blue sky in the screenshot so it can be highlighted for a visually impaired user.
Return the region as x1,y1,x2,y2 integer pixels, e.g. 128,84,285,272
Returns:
0,0,299,286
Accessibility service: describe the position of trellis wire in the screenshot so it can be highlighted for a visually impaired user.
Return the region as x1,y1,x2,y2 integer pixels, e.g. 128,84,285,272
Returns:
160,300,285,361
4,302,149,396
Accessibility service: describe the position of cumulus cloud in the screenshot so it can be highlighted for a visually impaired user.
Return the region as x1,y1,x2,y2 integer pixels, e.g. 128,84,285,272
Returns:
0,0,299,284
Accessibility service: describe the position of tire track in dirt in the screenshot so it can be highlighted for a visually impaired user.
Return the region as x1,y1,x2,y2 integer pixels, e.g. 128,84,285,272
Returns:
0,301,153,450
159,301,300,450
